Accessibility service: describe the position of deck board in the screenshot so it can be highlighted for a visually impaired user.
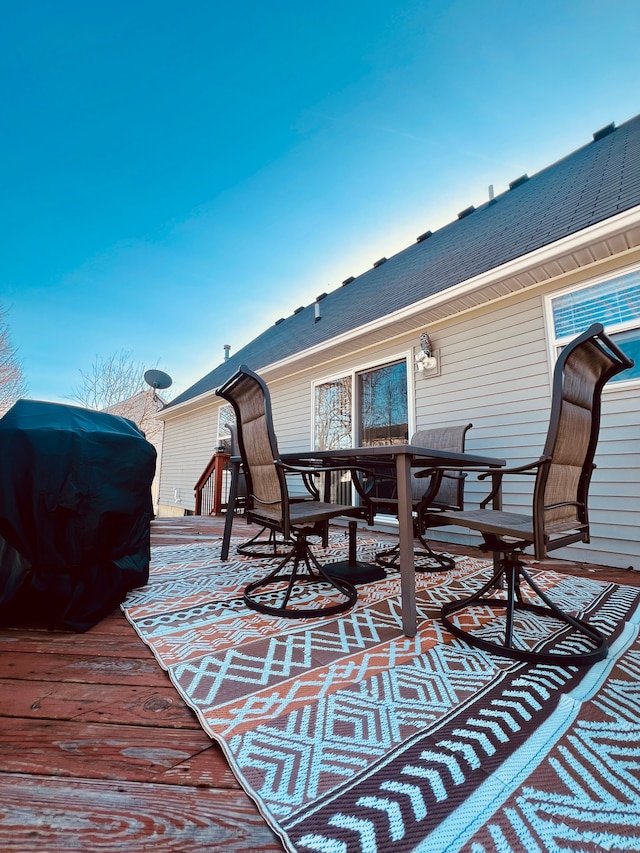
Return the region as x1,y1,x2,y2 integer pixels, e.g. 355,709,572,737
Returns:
0,773,284,852
0,718,231,783
0,678,199,727
1,515,637,851
0,626,157,657
0,650,169,686
0,516,284,851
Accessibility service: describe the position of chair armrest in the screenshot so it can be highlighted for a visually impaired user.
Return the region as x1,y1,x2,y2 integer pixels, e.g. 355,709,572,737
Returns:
276,461,376,502
477,456,549,479
276,461,373,477
414,457,548,480
275,461,325,500
413,468,466,481
479,457,550,504
416,456,550,509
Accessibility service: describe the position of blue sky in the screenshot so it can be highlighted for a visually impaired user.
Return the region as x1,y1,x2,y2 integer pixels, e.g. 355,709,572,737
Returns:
2,0,640,403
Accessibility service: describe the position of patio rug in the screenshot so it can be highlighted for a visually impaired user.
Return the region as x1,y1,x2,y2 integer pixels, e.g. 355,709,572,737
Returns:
122,534,640,852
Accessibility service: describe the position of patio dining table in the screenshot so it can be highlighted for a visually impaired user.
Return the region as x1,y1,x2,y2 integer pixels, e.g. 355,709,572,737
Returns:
222,443,505,637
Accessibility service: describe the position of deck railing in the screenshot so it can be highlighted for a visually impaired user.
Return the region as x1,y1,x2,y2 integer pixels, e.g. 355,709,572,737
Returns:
194,452,231,515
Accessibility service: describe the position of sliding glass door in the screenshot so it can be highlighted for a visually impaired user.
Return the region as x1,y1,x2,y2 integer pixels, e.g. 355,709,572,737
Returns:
314,376,353,451
358,360,408,446
314,359,408,450
314,359,408,502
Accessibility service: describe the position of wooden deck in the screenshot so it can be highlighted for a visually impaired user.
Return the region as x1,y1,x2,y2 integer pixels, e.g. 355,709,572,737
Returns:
1,516,637,851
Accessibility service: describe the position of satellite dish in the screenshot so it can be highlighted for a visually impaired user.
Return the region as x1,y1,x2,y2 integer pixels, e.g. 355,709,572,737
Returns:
144,369,173,390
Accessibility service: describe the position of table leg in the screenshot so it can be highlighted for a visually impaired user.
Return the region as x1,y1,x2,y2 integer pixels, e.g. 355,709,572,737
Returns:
396,452,417,636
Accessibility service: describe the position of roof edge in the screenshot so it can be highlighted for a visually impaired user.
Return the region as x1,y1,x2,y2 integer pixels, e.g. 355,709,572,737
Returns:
159,202,640,419
258,203,640,365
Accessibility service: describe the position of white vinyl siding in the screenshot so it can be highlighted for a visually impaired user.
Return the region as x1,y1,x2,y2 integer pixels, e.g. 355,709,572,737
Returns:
158,405,219,513
269,377,313,452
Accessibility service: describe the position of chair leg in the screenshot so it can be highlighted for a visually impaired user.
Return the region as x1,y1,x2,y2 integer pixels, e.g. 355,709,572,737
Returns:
503,563,517,648
441,553,608,666
236,526,294,558
243,535,357,619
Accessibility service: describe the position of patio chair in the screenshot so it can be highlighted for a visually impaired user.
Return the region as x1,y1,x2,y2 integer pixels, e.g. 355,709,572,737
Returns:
355,424,472,571
225,422,296,559
216,365,363,619
431,323,634,665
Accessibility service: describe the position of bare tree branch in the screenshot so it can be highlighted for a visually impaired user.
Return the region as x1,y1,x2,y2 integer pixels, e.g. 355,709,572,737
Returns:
70,349,172,441
70,350,148,411
0,305,28,417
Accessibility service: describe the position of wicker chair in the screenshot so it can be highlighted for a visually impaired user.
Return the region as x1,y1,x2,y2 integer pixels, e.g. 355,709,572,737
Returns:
355,425,472,571
216,365,363,619
431,323,634,665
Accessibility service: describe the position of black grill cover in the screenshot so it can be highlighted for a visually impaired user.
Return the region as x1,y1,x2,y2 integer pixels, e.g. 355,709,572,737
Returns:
0,399,156,631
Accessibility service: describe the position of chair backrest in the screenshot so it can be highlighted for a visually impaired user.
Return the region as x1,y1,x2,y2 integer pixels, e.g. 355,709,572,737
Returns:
410,424,472,508
216,366,287,528
533,322,634,555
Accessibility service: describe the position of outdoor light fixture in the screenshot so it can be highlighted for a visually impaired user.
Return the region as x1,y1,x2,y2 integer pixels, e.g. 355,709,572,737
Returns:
415,332,438,372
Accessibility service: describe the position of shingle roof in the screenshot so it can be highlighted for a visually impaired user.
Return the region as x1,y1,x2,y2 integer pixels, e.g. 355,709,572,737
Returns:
168,114,640,408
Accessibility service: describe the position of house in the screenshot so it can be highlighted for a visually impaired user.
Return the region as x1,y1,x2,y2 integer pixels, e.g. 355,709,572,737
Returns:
156,114,640,569
105,388,166,512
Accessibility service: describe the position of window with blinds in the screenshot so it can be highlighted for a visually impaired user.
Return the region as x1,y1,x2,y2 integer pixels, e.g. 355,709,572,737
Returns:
549,268,640,382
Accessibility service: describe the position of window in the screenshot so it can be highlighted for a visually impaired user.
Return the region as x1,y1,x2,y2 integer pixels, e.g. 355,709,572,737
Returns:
549,268,640,382
314,359,409,503
358,361,408,446
217,403,235,450
314,377,352,450
314,359,409,451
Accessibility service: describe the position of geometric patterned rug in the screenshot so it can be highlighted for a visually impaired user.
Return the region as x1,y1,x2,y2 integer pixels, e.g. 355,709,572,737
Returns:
122,534,640,853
